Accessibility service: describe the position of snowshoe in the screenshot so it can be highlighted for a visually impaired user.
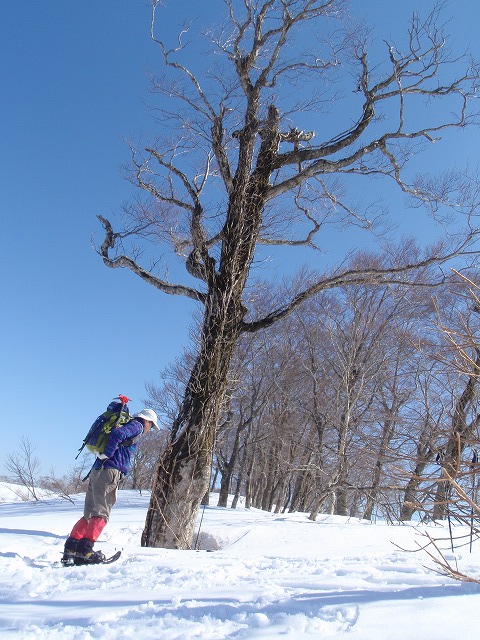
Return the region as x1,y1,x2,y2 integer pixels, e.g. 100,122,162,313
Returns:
74,549,107,565
61,550,121,566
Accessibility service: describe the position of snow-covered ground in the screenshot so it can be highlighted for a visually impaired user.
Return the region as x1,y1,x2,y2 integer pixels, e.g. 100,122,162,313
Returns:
1,483,480,639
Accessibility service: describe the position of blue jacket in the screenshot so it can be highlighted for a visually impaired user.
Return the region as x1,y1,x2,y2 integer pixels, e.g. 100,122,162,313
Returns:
92,419,143,475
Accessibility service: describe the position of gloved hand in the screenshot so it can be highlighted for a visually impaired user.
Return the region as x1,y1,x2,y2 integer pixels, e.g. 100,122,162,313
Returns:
96,453,109,460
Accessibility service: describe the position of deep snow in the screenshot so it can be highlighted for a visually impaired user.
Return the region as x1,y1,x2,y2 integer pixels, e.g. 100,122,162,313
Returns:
1,483,480,639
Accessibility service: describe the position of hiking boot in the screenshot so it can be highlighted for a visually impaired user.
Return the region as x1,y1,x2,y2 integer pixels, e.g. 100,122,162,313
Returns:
74,538,106,565
61,537,79,566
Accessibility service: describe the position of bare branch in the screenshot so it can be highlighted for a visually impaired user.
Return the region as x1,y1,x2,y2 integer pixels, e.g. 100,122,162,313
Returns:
241,232,480,332
97,215,206,302
5,438,41,501
266,9,480,200
150,1,217,121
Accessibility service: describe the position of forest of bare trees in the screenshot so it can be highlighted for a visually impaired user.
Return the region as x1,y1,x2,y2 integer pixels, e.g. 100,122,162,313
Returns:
9,263,480,545
143,264,480,528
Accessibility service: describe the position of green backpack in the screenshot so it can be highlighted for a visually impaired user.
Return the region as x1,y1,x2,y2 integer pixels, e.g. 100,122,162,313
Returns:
76,396,130,458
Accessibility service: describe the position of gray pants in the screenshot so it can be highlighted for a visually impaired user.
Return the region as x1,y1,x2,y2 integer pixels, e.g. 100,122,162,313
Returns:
84,468,122,522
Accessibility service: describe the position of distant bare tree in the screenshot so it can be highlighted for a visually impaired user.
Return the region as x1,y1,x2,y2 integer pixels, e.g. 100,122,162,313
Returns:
432,318,480,519
397,361,447,521
98,1,480,548
127,430,168,490
6,438,42,501
39,457,91,502
393,273,480,540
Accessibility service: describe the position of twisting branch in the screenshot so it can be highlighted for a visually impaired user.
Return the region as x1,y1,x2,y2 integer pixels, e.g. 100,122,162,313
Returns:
144,146,216,283
97,215,206,302
132,147,195,213
266,9,479,200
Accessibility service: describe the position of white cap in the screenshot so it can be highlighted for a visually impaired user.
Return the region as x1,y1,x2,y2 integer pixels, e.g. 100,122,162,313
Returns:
133,409,159,430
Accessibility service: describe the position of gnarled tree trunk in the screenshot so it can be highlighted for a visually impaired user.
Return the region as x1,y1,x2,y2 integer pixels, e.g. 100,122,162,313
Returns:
141,290,245,547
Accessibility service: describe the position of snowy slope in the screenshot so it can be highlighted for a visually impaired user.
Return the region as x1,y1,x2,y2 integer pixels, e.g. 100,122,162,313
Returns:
1,486,480,639
0,482,57,503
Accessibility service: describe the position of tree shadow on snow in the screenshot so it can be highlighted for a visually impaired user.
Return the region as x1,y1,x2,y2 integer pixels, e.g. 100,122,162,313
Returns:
6,582,478,629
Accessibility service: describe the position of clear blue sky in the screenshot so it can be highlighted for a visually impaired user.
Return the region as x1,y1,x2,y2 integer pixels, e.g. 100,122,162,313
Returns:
1,0,479,479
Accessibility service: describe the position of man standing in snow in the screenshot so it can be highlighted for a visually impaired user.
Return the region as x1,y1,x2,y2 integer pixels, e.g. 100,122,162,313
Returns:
62,408,159,565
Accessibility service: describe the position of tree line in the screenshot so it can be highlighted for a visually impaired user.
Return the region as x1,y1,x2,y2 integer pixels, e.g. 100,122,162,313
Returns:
6,261,480,539
148,258,480,524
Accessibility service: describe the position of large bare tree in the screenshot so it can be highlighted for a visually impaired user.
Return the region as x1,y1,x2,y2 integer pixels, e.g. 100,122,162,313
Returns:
98,1,480,548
